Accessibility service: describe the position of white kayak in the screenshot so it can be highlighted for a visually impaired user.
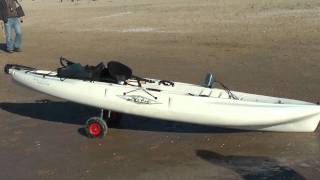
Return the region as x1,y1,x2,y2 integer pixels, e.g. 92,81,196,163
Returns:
4,59,320,133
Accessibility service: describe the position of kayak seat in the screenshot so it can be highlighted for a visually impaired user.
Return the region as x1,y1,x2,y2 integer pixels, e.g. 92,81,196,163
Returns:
57,63,93,80
57,62,113,82
99,68,118,83
107,61,132,84
57,59,132,84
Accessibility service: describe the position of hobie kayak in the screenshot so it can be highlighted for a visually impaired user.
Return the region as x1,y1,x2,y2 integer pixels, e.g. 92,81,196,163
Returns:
4,57,320,137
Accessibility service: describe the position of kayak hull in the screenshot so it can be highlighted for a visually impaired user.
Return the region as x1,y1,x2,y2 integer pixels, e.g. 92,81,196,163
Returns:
7,68,320,132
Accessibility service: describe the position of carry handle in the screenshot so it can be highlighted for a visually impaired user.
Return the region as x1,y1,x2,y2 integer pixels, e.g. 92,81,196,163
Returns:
60,57,75,67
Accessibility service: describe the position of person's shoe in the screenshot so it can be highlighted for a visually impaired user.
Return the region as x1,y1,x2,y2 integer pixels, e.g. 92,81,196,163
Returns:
6,49,14,53
14,48,22,52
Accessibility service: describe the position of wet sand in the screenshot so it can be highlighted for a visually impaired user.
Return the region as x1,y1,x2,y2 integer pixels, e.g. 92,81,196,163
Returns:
0,0,320,179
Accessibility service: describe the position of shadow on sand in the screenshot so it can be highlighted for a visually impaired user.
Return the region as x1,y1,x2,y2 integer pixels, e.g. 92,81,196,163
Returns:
196,150,305,180
0,100,245,134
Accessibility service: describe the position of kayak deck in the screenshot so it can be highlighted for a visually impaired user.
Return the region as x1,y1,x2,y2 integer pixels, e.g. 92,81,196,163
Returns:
18,69,314,106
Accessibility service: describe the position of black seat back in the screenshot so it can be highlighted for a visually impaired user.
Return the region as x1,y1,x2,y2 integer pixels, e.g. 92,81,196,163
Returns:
107,61,132,83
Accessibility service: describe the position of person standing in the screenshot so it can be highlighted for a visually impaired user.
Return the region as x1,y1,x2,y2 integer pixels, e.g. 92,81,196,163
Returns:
0,0,24,53
1,21,5,40
0,0,7,44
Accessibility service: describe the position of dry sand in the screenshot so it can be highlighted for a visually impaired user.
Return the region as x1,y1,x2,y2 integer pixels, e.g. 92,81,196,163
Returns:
0,0,320,179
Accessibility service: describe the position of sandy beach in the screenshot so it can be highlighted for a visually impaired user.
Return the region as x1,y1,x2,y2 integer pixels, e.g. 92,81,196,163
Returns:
0,0,320,179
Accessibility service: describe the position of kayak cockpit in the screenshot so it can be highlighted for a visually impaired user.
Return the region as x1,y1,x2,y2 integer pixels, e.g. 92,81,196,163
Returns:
56,57,133,84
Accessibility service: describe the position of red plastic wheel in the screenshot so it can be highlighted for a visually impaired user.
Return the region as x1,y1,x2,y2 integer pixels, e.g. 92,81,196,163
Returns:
85,117,107,138
88,122,102,137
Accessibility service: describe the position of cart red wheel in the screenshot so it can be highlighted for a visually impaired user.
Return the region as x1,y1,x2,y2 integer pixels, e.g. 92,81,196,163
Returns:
85,117,107,138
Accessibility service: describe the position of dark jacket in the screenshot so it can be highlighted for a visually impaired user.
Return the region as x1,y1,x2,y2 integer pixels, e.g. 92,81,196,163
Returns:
0,0,24,23
0,0,9,23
